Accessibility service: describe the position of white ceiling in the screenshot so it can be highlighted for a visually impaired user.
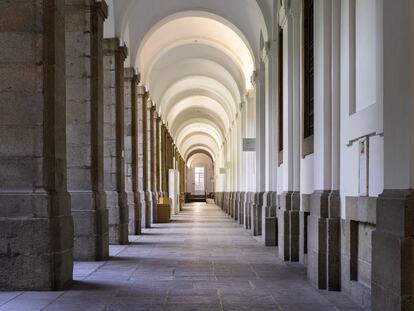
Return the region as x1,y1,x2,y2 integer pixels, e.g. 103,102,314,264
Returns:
105,0,270,161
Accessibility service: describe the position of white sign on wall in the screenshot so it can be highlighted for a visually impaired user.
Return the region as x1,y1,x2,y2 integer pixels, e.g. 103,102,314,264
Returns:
219,168,226,174
243,138,256,152
358,138,369,196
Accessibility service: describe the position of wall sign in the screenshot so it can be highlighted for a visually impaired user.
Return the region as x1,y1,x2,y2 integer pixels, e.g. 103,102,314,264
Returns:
359,138,369,196
219,168,226,174
243,138,256,152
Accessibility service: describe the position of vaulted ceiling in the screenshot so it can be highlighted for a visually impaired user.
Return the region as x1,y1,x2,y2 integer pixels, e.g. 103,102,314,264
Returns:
104,0,270,162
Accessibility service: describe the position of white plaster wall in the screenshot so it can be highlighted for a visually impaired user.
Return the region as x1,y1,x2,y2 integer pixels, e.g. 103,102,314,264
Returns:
300,155,314,195
355,0,376,113
104,0,115,38
339,0,384,218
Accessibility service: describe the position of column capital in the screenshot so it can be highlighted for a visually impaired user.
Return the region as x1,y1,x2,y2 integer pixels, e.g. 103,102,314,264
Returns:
103,38,128,60
137,85,146,95
103,37,119,53
124,67,135,80
93,0,108,19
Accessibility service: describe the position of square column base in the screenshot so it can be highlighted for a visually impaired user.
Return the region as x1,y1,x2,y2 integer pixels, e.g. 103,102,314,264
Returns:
70,191,109,260
0,192,74,290
372,190,414,311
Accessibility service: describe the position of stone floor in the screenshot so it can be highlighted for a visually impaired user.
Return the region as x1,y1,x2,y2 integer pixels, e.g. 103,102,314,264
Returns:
0,203,365,311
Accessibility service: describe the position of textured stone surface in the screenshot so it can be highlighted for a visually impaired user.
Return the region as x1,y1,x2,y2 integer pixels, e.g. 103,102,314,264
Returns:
0,0,73,290
299,194,311,265
341,196,377,310
262,192,277,246
372,190,414,311
0,203,363,310
308,190,340,291
124,68,141,235
65,0,109,261
103,38,129,245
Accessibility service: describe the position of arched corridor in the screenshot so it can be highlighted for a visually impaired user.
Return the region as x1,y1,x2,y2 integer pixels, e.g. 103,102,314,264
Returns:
1,0,414,310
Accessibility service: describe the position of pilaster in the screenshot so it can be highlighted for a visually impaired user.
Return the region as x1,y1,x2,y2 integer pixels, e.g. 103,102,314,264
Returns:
0,0,73,290
277,191,300,261
103,38,128,245
124,67,141,235
138,88,148,229
262,191,278,246
65,0,109,260
308,190,340,290
144,98,154,227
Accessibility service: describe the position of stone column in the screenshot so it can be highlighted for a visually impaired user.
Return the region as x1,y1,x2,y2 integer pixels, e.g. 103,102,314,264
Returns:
262,191,278,246
372,1,414,309
65,0,109,260
160,123,167,194
103,38,128,244
179,153,186,209
149,106,157,222
155,117,161,196
144,98,153,227
308,0,340,291
140,91,152,228
166,133,170,197
277,2,300,263
0,0,73,290
124,68,140,235
136,86,147,230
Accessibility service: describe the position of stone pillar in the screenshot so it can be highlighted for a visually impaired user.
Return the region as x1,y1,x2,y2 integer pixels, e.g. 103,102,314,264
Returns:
276,1,301,264
144,99,154,227
0,0,73,290
299,194,311,265
124,68,140,235
308,0,340,291
141,92,151,228
262,192,278,246
371,1,414,309
103,38,128,244
149,106,157,222
65,0,108,260
144,95,152,228
155,117,161,196
251,192,264,236
136,86,147,230
161,124,168,195
159,122,164,195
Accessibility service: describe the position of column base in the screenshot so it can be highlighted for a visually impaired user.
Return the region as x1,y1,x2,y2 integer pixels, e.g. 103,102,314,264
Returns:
238,192,245,225
299,194,311,266
106,190,129,245
251,192,264,236
277,191,300,261
152,192,159,224
372,190,414,311
308,190,340,290
144,191,153,228
262,192,278,246
70,190,109,260
126,191,136,235
0,191,73,290
132,190,143,235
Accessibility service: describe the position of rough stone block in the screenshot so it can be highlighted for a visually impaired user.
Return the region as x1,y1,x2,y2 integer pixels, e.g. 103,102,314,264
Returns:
264,217,277,246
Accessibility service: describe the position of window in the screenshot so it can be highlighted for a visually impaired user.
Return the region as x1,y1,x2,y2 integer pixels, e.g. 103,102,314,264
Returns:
303,0,314,153
194,167,205,192
278,27,284,165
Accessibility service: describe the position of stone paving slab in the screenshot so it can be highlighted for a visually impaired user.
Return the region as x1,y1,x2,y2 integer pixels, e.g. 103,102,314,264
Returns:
0,203,364,311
